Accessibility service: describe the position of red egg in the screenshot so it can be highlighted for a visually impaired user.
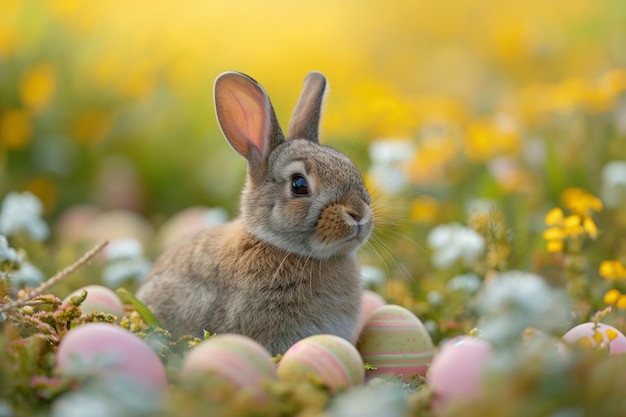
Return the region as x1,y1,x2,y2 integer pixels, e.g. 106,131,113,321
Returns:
427,336,492,409
57,323,167,391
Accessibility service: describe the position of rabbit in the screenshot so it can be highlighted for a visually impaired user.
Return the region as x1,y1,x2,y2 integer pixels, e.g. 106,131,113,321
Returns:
136,71,373,355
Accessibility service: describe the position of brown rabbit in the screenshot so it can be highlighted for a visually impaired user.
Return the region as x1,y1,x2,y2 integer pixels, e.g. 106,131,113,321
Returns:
136,71,373,355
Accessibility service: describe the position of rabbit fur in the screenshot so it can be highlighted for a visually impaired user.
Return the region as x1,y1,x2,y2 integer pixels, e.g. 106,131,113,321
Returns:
136,71,373,355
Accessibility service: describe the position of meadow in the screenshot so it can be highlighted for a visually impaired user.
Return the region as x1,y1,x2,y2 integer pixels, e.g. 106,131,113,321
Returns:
1,0,626,415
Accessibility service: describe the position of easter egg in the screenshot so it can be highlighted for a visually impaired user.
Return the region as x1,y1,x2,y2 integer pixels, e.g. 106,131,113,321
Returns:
357,305,434,382
180,334,277,398
353,290,387,342
57,322,167,391
278,334,364,393
426,336,493,409
64,285,125,320
561,322,626,354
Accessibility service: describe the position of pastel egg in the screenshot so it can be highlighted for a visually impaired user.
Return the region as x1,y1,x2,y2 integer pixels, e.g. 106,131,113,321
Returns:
353,290,387,342
278,334,364,393
357,305,434,382
426,336,493,409
180,334,277,399
561,322,626,354
64,285,125,320
57,322,167,391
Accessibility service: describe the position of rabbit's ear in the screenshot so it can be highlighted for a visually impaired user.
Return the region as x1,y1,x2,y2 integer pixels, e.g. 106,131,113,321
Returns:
287,72,327,143
215,72,285,181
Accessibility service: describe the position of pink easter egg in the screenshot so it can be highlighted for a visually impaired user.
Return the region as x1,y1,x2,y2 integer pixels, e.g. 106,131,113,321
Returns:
357,305,434,382
64,285,125,320
278,334,364,393
181,334,277,399
353,290,387,342
561,322,626,354
57,323,167,391
427,336,493,409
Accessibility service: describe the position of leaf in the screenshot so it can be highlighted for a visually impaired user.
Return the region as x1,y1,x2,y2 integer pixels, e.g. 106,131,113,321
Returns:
115,288,162,328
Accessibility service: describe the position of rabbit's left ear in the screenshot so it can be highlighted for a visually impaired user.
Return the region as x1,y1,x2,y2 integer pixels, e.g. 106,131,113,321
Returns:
214,72,285,183
287,72,327,143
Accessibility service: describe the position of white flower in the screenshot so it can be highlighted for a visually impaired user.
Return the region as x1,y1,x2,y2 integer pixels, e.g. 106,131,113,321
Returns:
0,235,21,267
368,138,416,166
601,160,626,208
367,138,416,193
102,238,152,287
360,265,385,286
9,262,44,289
447,272,481,293
427,290,444,306
329,385,407,417
102,258,152,287
0,191,49,241
476,271,570,344
427,222,485,269
104,238,145,261
52,379,163,417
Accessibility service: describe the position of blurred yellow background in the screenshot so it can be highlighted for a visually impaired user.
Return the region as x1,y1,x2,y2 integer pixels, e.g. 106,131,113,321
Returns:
0,0,625,229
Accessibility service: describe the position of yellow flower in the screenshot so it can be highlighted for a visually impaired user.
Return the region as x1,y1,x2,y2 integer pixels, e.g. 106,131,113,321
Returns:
542,227,566,241
563,214,583,236
0,109,32,149
560,188,603,217
20,64,56,111
582,217,598,239
409,196,440,224
604,289,621,305
599,260,626,280
606,328,620,342
544,207,564,226
546,240,564,253
464,116,519,162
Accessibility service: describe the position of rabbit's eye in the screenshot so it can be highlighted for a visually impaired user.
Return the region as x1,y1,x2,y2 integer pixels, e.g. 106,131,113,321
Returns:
291,175,310,196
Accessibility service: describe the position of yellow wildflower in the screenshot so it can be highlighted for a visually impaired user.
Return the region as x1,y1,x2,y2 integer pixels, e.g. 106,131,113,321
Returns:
409,196,440,224
599,260,626,280
544,207,564,226
603,289,621,305
20,64,56,111
582,217,598,239
563,215,583,236
560,188,603,217
606,328,620,342
0,109,31,149
546,240,564,253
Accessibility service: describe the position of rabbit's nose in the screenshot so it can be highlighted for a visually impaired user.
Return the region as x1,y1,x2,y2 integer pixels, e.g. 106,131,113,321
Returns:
348,211,362,222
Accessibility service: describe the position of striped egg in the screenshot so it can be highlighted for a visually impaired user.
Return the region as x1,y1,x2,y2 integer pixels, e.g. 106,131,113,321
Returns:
180,334,277,399
357,304,434,382
278,334,364,393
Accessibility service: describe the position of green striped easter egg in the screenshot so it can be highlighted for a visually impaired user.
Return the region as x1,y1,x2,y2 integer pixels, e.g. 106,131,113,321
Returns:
278,334,365,393
356,304,434,382
180,334,277,400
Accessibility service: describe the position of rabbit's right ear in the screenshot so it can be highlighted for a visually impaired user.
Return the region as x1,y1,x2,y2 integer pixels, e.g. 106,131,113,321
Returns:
215,72,285,183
